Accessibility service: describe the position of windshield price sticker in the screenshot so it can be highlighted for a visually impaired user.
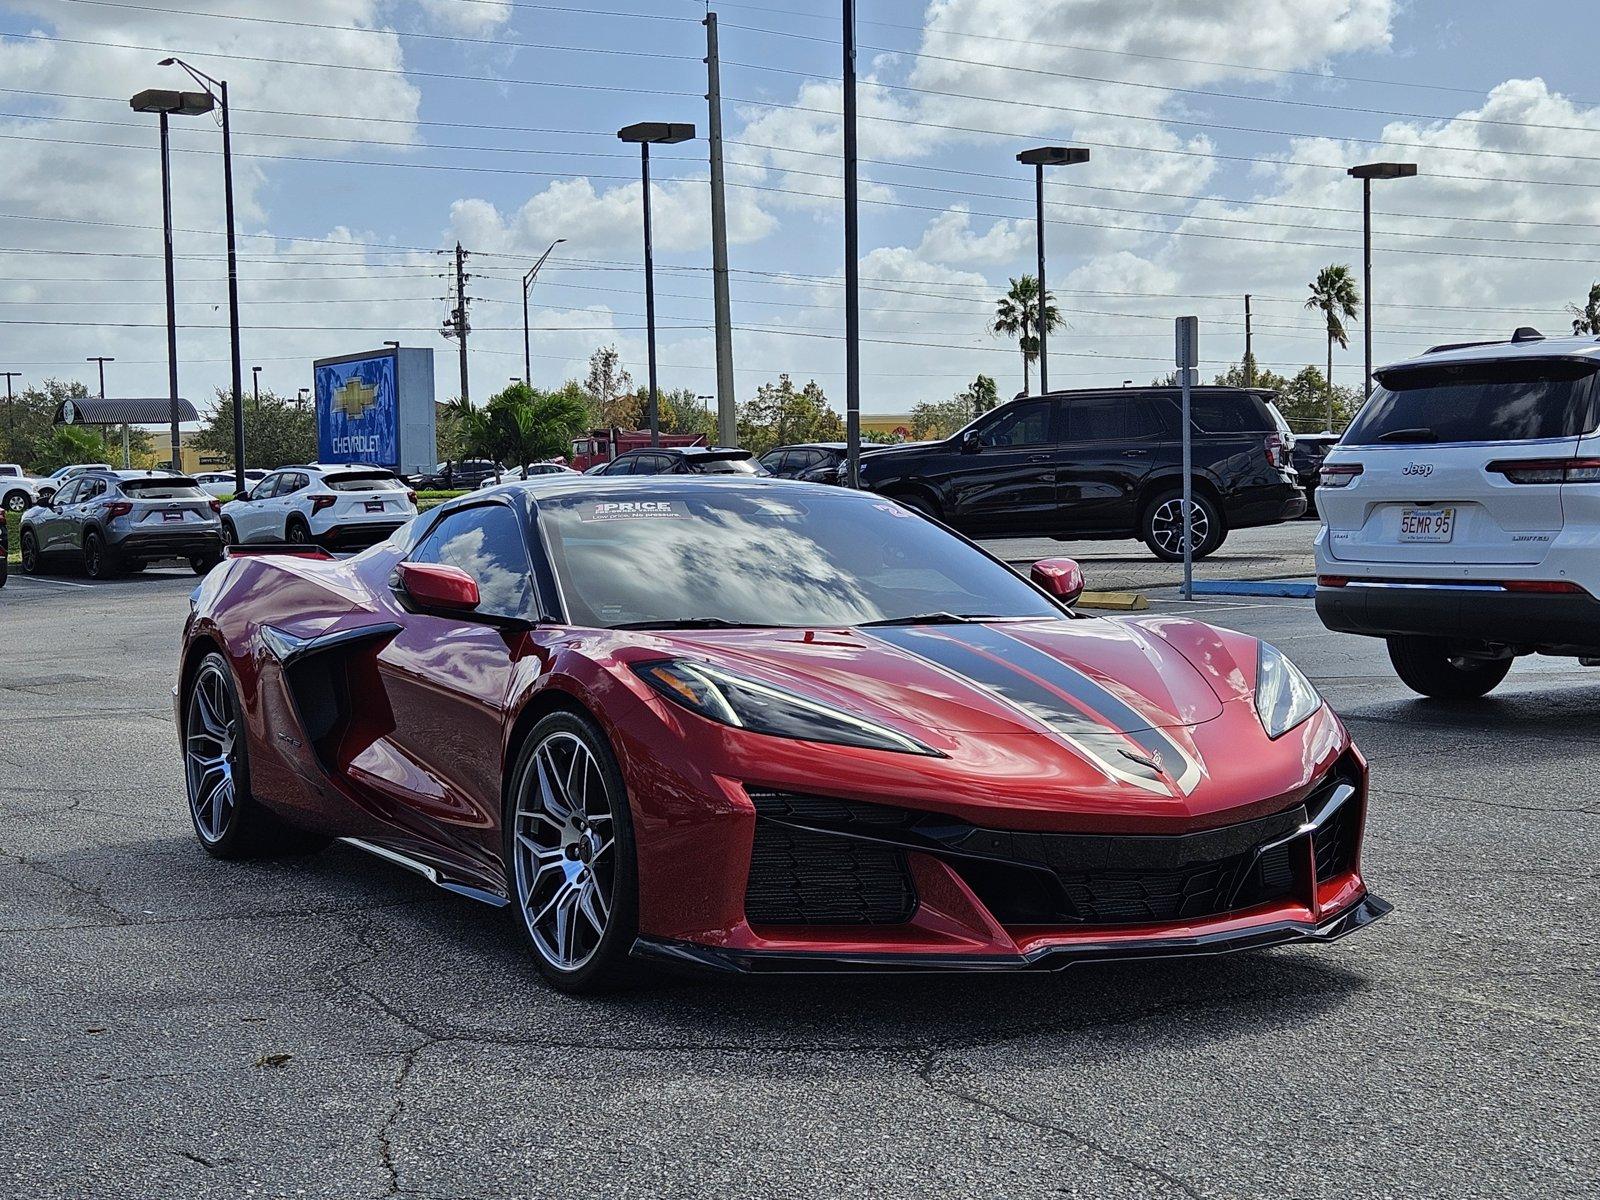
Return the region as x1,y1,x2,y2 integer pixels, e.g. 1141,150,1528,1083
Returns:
582,500,690,522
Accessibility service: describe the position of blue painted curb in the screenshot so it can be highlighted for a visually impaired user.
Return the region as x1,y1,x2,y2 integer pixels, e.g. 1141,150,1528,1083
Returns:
1188,580,1316,598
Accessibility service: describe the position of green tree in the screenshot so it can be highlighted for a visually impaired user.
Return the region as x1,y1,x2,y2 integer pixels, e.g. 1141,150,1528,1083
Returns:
990,276,1062,396
1304,264,1360,424
631,386,717,440
736,375,844,456
471,381,591,476
963,373,1000,416
0,378,90,467
1568,282,1600,335
1213,358,1288,392
32,425,114,473
191,388,316,470
583,345,638,428
909,375,1002,440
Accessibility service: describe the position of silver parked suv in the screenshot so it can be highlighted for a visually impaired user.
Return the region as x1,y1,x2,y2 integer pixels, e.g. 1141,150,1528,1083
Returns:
19,469,224,579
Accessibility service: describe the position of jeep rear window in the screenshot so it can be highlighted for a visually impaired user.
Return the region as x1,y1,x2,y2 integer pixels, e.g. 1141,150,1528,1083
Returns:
1347,359,1600,445
121,479,205,499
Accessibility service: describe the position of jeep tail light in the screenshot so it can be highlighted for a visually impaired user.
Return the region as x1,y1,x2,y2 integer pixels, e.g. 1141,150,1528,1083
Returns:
1317,575,1349,587
1264,433,1287,470
1488,457,1600,484
1502,579,1587,594
310,494,337,514
105,501,133,519
1319,463,1363,488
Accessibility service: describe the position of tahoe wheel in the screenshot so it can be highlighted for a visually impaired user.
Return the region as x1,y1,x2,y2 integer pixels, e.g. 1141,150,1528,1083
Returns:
3,489,28,514
285,515,313,545
1386,636,1512,700
82,531,118,579
20,530,41,574
507,711,639,992
1142,488,1224,562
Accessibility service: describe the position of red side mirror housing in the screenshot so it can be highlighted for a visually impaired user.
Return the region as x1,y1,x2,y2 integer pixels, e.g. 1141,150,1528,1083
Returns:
1031,557,1085,605
395,561,480,613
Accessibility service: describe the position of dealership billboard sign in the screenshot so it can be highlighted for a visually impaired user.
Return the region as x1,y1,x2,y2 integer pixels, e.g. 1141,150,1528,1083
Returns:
313,347,435,475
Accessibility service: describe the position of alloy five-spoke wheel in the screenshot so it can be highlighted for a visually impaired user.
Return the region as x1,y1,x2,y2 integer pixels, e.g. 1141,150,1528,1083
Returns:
185,658,241,847
1143,489,1223,562
508,711,638,991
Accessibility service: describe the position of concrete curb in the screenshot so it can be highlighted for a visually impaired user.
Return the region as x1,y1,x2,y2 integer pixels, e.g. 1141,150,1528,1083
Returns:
1075,591,1150,611
1188,580,1316,599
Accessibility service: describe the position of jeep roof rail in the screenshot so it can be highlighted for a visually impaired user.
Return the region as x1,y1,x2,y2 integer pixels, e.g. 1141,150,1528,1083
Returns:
1424,326,1548,356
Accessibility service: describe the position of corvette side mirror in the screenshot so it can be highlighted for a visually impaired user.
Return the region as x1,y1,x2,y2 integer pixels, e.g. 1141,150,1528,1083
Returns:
1031,557,1085,605
394,561,480,614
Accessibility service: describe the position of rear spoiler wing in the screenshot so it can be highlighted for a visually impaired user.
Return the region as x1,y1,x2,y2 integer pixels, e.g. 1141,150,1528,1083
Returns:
224,543,335,560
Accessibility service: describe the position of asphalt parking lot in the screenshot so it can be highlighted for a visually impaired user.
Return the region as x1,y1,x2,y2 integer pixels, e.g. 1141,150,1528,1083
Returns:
1,529,1595,1199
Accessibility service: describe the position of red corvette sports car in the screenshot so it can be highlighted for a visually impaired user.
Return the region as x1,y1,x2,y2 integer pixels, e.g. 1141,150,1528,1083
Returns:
176,477,1386,991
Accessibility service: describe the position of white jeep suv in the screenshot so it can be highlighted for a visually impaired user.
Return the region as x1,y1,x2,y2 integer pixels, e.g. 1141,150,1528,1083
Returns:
221,464,418,548
1315,329,1600,698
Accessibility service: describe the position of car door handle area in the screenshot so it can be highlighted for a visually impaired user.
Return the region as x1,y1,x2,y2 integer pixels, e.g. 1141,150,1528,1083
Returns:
1027,454,1051,463
1123,449,1150,458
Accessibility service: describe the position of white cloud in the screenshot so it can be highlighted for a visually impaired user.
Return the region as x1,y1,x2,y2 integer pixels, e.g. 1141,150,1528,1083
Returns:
416,0,513,34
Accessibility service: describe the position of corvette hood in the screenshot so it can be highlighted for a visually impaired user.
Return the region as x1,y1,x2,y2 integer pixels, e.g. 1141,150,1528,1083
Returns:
658,618,1224,737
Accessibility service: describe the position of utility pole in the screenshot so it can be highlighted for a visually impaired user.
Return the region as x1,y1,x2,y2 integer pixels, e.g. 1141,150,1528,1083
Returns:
88,357,121,467
705,11,737,447
160,110,181,473
1243,294,1253,385
522,238,564,387
2,372,19,456
454,242,471,407
842,0,861,488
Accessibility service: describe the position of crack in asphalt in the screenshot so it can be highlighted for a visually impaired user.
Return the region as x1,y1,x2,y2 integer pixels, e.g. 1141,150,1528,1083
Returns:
1373,786,1600,818
0,848,133,926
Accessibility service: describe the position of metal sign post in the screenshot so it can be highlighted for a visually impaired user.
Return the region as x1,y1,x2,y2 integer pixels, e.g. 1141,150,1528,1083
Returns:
1175,317,1199,601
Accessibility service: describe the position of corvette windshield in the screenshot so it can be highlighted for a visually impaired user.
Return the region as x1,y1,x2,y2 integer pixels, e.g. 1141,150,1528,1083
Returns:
537,489,1061,629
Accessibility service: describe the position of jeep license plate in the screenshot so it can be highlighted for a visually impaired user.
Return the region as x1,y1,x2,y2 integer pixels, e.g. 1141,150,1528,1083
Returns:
1398,506,1454,543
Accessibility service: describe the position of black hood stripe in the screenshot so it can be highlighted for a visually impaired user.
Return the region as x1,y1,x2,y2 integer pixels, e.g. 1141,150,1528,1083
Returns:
865,624,1200,793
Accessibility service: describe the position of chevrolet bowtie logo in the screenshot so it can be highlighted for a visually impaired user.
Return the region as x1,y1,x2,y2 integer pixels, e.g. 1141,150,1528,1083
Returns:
332,378,378,419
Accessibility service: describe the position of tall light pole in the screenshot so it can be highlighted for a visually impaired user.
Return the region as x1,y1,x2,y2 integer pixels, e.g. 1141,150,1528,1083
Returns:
2,371,19,455
251,365,261,412
1348,161,1417,402
1017,147,1090,395
160,58,246,495
130,87,214,474
522,238,565,386
88,356,120,466
618,122,695,448
842,0,861,487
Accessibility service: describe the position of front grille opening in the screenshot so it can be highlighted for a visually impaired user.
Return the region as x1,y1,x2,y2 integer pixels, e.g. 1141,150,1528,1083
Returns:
1314,799,1360,882
744,822,916,926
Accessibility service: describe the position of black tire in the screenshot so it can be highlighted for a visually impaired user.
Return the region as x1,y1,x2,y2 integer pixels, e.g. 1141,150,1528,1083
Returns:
20,529,41,574
2,489,29,514
1141,487,1225,562
1386,636,1512,700
190,554,221,575
182,652,328,859
890,491,938,521
285,514,313,545
504,709,641,994
221,517,239,546
82,530,119,579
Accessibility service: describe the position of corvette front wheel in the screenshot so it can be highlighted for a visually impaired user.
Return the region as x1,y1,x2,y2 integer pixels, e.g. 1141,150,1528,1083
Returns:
506,710,640,992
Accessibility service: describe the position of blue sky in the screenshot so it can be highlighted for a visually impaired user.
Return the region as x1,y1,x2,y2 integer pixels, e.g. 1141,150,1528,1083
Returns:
3,1,1599,419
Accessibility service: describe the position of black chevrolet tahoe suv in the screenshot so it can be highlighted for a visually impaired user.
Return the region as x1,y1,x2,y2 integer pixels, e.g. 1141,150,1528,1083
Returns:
855,387,1305,560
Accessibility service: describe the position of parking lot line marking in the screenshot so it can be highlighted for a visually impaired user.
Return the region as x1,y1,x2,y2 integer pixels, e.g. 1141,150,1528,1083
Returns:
6,574,95,589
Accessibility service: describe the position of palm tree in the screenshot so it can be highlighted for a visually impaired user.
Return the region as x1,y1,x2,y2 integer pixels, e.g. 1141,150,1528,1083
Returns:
1304,264,1360,429
1569,282,1600,335
991,275,1062,395
480,382,590,477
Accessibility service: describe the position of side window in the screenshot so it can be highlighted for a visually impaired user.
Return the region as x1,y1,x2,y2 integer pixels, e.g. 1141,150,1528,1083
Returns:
81,479,107,503
604,457,634,476
284,473,309,495
760,451,788,475
793,450,824,472
254,475,281,500
1190,393,1268,434
54,480,84,506
978,400,1055,449
633,455,667,476
1128,397,1177,440
1064,399,1129,443
411,505,534,620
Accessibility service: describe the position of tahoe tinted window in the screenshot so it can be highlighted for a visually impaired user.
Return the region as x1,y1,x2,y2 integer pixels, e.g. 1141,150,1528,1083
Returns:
1064,397,1169,441
1189,392,1276,434
978,400,1054,448
1345,360,1600,445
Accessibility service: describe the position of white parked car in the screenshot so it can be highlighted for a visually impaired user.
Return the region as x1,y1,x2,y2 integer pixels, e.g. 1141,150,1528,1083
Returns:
221,464,418,549
472,461,579,490
0,464,53,513
192,469,268,499
1315,328,1600,698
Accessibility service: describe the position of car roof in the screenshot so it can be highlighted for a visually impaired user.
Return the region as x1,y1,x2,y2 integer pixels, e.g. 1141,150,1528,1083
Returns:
464,474,831,507
1383,331,1600,374
618,445,751,461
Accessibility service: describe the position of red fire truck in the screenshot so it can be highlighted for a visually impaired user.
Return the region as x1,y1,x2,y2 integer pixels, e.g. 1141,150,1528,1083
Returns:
569,428,709,471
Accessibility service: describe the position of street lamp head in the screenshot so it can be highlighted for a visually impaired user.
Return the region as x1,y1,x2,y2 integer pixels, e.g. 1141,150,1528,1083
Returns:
617,121,696,145
129,88,214,116
1018,146,1091,167
1348,162,1417,180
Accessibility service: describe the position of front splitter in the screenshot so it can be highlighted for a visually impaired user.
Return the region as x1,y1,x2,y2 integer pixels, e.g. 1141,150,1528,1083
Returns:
630,893,1391,975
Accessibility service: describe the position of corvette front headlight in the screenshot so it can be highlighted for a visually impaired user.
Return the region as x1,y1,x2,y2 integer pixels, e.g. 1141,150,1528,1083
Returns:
1254,642,1322,739
633,659,939,756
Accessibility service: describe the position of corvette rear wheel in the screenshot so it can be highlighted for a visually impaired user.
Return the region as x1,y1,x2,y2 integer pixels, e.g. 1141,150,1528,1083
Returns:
184,653,325,859
507,711,639,992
